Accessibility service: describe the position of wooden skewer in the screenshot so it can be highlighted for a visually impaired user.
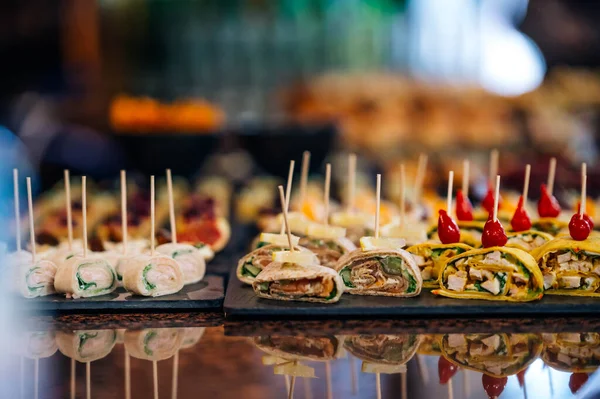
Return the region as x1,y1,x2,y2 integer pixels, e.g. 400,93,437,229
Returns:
348,153,357,212
150,176,155,256
278,186,294,253
299,151,310,211
323,163,331,225
166,169,177,244
493,175,501,222
71,358,76,399
375,174,382,239
82,176,88,258
399,164,406,226
489,149,499,187
447,171,454,213
64,170,73,250
325,361,332,399
13,169,21,252
462,160,470,196
288,376,296,399
523,165,531,203
153,360,159,399
281,160,295,235
580,164,587,219
125,351,131,399
376,372,382,399
26,178,36,263
34,358,39,399
86,362,91,399
171,351,179,399
121,170,128,255
547,157,557,195
413,153,428,204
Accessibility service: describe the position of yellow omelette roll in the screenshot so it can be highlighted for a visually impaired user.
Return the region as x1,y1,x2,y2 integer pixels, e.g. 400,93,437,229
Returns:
433,247,544,302
406,242,473,288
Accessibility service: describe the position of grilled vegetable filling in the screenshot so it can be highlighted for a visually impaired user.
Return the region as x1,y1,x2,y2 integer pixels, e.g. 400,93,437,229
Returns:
299,238,346,268
506,233,549,251
241,246,287,278
442,251,540,298
409,246,467,283
540,249,600,292
255,336,337,358
256,274,337,300
339,256,417,294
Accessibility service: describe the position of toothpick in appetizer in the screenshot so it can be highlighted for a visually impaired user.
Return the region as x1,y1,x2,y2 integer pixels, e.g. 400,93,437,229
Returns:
280,151,314,235
406,171,472,288
506,164,553,251
7,169,32,267
252,186,344,303
335,174,422,297
54,177,117,298
534,164,600,296
155,169,206,285
298,164,356,268
122,176,184,297
433,176,544,302
480,150,503,216
16,177,58,298
533,157,568,235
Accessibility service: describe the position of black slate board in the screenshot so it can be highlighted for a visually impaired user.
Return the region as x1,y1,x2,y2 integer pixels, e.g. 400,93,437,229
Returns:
20,274,224,313
224,277,600,319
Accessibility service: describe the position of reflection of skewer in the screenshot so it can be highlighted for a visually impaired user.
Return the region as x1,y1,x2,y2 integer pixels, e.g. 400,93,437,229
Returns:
71,359,76,399
288,376,296,399
86,362,91,399
523,377,528,399
325,361,332,399
447,377,453,399
462,370,470,398
350,355,358,394
547,366,554,397
20,356,24,398
303,377,312,399
376,373,381,399
34,358,39,399
285,375,290,393
153,360,159,399
171,351,179,399
125,350,131,399
401,371,407,399
416,355,429,384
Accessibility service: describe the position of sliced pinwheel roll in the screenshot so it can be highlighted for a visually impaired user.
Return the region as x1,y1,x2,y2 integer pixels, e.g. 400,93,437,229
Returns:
56,330,117,362
505,230,553,252
16,259,58,298
237,244,317,285
156,243,205,285
542,333,600,373
124,328,182,361
534,237,600,296
54,255,117,298
440,333,542,377
433,247,544,302
406,243,472,288
122,254,183,297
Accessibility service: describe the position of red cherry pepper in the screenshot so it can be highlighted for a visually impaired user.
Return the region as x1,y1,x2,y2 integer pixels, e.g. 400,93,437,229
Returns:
438,209,461,244
482,215,508,248
516,368,527,387
438,357,458,385
455,190,474,221
569,213,592,241
482,375,507,399
538,184,561,218
577,203,595,228
510,196,531,232
482,186,503,215
569,373,589,394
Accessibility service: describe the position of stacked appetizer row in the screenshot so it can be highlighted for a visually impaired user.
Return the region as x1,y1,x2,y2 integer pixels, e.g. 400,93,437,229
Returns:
237,151,600,303
9,169,220,299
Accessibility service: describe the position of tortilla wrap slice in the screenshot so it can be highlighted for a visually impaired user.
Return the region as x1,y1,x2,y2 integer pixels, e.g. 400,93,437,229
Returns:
17,259,58,298
54,255,117,299
155,243,206,285
406,243,473,288
440,333,542,377
298,236,356,269
122,254,184,297
427,221,485,248
335,249,422,297
237,244,317,285
532,217,569,236
433,247,544,302
343,335,420,366
56,330,117,363
506,230,554,252
541,333,600,373
534,236,600,296
253,335,342,362
417,334,443,356
252,262,343,303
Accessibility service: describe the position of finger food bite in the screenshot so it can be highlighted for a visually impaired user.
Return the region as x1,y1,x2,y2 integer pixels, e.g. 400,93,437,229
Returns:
237,244,316,285
542,333,600,373
122,254,184,296
344,335,420,373
406,242,472,288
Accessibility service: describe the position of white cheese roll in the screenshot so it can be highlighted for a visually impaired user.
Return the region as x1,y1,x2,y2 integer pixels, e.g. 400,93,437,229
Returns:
156,243,206,285
122,254,183,297
17,259,58,298
54,255,117,298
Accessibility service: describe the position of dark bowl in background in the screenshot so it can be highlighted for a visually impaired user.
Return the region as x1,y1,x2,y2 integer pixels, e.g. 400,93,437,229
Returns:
237,123,337,178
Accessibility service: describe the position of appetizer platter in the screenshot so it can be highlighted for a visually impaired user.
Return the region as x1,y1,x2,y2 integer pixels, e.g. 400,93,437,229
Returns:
10,169,226,314
225,151,600,319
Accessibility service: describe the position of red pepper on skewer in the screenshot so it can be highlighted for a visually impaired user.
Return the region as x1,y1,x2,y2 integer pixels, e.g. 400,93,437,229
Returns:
569,213,592,241
438,209,460,244
482,186,502,214
438,357,458,385
482,375,507,399
569,373,589,394
482,214,508,248
455,189,473,221
537,184,561,218
510,196,531,232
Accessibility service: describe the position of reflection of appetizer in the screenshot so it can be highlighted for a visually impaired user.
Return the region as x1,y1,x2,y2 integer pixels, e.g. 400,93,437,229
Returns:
299,224,356,268
417,334,443,356
440,333,542,377
180,328,206,349
254,335,342,362
21,331,58,359
56,330,117,362
122,254,184,297
542,333,600,373
344,335,420,373
124,329,182,361
406,243,472,288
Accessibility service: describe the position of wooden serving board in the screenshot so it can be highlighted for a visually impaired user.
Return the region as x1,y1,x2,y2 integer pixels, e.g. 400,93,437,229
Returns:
20,274,224,314
224,276,600,319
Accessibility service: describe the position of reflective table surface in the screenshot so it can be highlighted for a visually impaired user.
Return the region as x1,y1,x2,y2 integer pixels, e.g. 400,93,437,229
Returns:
11,313,600,399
